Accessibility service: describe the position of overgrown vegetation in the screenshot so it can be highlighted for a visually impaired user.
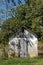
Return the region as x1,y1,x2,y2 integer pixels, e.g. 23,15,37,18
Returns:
0,57,43,65
0,0,43,58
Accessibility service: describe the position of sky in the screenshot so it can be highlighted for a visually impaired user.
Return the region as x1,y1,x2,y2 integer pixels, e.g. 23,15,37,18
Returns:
0,0,25,25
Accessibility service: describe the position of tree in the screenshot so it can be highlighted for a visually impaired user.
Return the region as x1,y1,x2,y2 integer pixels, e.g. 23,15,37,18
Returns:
18,0,22,5
0,0,43,58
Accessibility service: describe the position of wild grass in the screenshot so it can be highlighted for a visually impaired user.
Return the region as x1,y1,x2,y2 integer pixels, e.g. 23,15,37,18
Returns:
0,57,43,65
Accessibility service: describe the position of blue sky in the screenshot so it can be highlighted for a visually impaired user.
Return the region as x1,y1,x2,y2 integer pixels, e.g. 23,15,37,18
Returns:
0,0,25,24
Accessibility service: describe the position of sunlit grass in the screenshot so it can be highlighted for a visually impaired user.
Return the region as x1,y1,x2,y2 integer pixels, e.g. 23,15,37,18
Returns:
0,57,43,65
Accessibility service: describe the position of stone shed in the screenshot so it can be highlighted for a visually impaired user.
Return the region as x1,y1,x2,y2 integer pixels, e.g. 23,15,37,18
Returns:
8,29,38,58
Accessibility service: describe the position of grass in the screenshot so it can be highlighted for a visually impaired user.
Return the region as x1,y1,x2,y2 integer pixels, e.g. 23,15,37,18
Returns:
0,41,43,65
0,57,43,65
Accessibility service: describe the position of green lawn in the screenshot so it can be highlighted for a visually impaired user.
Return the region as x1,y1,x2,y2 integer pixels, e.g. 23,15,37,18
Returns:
0,57,43,65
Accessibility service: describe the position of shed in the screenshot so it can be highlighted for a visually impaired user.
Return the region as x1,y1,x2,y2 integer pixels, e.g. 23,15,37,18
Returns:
8,29,38,58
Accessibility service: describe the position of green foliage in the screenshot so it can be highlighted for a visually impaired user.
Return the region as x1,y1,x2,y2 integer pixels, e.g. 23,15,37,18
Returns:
0,0,43,58
0,0,43,45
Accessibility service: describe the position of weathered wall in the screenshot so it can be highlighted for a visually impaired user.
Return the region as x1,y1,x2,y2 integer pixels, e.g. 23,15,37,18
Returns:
8,30,38,58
